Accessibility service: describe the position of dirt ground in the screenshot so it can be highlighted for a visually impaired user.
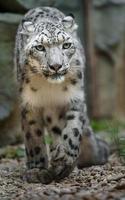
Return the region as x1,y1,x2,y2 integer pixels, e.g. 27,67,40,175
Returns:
0,151,125,200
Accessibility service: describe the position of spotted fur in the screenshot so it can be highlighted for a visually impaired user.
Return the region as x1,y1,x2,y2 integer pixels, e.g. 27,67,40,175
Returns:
15,7,109,182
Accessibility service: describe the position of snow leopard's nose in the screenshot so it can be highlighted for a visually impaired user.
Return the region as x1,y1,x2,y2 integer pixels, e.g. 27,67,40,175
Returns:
49,64,62,72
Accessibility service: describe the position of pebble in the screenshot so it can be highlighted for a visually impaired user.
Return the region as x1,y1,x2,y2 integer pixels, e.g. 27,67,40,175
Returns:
61,188,72,194
61,194,74,200
1,154,125,200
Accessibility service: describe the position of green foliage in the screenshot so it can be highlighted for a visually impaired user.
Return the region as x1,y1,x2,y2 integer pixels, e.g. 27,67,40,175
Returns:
91,119,125,163
44,135,53,145
115,136,125,164
15,147,25,158
0,146,25,159
91,119,125,133
91,120,110,132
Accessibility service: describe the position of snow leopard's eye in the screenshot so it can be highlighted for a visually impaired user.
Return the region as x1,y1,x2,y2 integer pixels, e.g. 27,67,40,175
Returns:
35,45,46,51
62,43,72,49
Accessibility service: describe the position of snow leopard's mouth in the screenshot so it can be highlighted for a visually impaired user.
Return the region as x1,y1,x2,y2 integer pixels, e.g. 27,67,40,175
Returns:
49,74,65,83
43,70,68,83
51,73,62,79
48,73,65,83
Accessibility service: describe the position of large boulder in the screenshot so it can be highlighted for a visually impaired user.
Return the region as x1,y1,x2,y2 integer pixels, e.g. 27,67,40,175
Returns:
0,0,83,40
0,0,80,11
91,2,125,118
0,13,23,146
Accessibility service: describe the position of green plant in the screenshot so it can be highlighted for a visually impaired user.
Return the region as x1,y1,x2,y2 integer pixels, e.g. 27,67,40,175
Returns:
0,146,25,159
91,119,125,163
44,135,53,145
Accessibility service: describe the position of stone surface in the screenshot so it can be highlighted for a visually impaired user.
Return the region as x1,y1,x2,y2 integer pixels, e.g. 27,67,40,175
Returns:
93,0,125,7
0,13,22,120
0,13,23,146
0,153,125,200
91,2,125,118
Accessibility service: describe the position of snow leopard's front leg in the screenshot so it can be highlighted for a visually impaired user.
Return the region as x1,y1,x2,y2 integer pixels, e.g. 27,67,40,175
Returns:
21,105,48,170
50,100,82,180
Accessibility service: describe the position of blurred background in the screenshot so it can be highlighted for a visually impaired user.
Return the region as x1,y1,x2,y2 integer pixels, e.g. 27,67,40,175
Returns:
0,0,125,148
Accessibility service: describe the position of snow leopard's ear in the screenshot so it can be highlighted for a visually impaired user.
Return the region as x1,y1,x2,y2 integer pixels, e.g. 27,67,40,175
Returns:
20,21,36,35
62,14,78,33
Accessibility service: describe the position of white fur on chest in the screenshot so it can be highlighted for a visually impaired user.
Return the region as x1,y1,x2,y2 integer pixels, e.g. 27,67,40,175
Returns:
21,76,83,108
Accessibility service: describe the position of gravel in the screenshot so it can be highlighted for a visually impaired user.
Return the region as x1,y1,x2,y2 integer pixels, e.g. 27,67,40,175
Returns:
0,154,125,200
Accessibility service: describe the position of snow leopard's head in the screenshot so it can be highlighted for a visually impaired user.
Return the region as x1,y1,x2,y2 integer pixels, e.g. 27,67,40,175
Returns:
21,15,78,83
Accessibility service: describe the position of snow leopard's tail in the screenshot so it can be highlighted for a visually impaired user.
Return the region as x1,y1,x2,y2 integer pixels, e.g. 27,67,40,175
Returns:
77,128,110,168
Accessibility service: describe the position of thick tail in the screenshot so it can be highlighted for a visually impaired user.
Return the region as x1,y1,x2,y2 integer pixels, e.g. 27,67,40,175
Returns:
77,127,110,168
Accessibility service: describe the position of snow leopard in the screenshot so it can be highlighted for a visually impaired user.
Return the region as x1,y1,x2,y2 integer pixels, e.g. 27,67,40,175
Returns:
14,7,109,183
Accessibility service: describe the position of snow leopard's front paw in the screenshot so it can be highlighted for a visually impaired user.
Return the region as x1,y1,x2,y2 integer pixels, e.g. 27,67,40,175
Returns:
50,144,76,180
23,168,54,184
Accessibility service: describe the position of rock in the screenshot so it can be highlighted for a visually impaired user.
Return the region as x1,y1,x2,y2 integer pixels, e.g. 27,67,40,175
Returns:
61,194,75,200
92,1,125,118
60,188,73,194
0,13,23,146
0,0,80,12
94,0,125,7
0,13,22,120
0,1,84,41
0,154,125,200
